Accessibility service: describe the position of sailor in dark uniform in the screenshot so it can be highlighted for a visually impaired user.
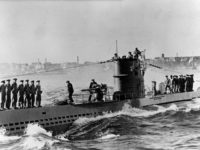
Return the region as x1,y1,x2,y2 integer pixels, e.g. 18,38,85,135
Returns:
133,48,141,59
30,80,36,107
185,75,190,92
179,75,185,93
0,80,6,109
127,52,133,60
88,79,97,102
11,78,18,109
6,79,11,109
171,75,176,93
18,80,24,108
35,80,42,107
165,75,171,93
95,84,103,102
112,53,119,61
66,80,74,103
24,80,31,108
178,75,182,92
190,74,194,91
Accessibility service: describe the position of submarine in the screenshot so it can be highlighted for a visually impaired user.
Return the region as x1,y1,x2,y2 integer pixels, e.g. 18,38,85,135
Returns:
0,56,200,136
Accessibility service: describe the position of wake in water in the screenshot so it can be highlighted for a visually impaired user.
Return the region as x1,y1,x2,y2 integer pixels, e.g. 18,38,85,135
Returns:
64,98,200,141
1,98,200,149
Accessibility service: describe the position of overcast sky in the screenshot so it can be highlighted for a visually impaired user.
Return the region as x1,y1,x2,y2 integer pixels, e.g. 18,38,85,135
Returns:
0,0,200,63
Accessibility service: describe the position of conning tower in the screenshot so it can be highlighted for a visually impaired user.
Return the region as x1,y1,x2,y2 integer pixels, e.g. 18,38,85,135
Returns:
113,58,145,99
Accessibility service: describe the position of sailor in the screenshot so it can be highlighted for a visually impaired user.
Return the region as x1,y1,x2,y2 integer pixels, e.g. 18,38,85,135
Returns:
177,75,182,92
112,53,119,61
127,52,134,60
170,75,173,93
183,75,186,92
66,81,74,103
171,75,176,93
133,47,141,59
152,81,157,96
18,80,24,108
0,80,6,109
189,74,194,91
30,80,36,107
179,75,185,93
165,75,171,93
95,84,103,102
88,79,97,102
5,79,11,109
185,75,190,92
24,80,31,108
11,78,18,109
35,80,42,107
174,75,178,93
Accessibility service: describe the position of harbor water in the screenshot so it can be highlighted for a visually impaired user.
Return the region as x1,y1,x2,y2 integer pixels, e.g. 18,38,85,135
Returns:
0,65,200,150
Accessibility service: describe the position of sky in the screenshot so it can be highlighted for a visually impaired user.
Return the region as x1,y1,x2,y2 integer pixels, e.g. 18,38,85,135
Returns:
0,0,200,63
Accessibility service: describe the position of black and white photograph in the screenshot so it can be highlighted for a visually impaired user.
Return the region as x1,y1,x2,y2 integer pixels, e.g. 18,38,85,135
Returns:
0,0,200,149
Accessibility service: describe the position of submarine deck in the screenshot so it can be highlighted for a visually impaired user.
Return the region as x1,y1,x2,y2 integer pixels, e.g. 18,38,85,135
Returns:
0,90,200,135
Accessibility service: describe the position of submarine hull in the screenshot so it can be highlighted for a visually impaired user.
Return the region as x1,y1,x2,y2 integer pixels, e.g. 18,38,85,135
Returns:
0,90,200,135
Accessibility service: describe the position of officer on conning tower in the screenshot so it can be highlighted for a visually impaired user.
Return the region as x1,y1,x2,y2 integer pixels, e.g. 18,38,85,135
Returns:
66,80,74,103
6,79,11,109
133,48,141,59
11,78,18,109
0,80,6,109
128,51,134,60
18,80,24,108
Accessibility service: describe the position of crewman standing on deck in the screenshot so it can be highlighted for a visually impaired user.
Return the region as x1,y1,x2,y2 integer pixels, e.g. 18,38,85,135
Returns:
35,80,42,107
18,80,24,108
6,79,11,109
66,81,74,103
165,76,171,93
88,79,97,102
30,80,36,107
11,78,18,109
0,80,6,109
190,74,194,91
24,80,31,108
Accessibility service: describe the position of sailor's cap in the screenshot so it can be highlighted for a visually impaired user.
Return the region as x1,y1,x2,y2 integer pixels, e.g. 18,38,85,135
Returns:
190,74,194,76
91,79,95,81
20,80,24,82
31,80,34,83
13,78,17,81
6,79,10,82
165,75,168,77
36,80,40,82
1,80,5,83
25,79,29,82
66,80,69,83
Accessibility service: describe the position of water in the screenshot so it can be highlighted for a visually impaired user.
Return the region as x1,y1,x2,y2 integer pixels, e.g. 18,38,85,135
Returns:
1,100,200,150
1,65,200,150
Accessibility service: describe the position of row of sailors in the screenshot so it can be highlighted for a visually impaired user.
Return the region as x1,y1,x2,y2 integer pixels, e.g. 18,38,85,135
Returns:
0,78,42,110
165,74,194,93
